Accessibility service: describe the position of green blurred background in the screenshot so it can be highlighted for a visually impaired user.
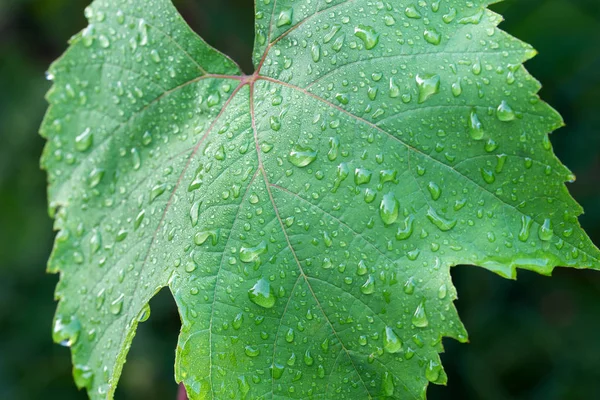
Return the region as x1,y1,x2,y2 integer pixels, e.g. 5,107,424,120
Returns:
1,0,599,399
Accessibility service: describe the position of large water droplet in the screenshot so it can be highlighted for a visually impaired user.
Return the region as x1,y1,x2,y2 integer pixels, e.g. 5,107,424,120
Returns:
240,241,268,263
412,300,429,327
354,25,380,50
360,275,376,295
496,100,516,122
73,364,94,389
416,74,440,103
248,278,276,309
424,28,441,45
75,128,93,152
519,215,533,242
426,208,457,231
469,110,484,140
382,371,394,397
276,8,293,27
383,326,402,353
396,215,415,240
380,193,399,225
53,315,81,347
289,145,317,167
538,218,554,241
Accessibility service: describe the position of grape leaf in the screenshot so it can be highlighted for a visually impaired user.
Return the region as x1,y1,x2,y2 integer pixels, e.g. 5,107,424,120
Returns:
41,0,600,399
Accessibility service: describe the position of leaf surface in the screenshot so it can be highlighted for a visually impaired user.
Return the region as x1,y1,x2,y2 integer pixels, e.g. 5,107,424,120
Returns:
41,0,600,398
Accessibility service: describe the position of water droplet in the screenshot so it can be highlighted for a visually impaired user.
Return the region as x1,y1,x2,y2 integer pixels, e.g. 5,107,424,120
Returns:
469,110,484,140
75,128,93,152
426,208,457,231
190,200,202,227
53,315,81,347
276,8,293,27
427,182,441,200
248,278,276,308
538,218,554,241
357,260,368,276
382,371,394,397
452,80,462,97
311,42,321,62
285,328,295,343
138,303,151,322
238,376,250,399
289,145,317,167
396,215,415,240
110,294,124,315
425,360,442,382
327,137,339,161
233,312,244,330
73,364,94,389
272,363,285,379
240,241,268,263
405,5,422,19
354,168,372,185
380,193,400,225
360,275,376,295
519,215,533,242
354,25,380,50
412,300,429,327
389,78,400,98
404,277,415,294
496,100,516,122
438,284,447,299
304,349,314,366
480,168,495,184
245,345,260,357
416,74,440,103
383,326,402,353
424,28,441,45
150,183,167,203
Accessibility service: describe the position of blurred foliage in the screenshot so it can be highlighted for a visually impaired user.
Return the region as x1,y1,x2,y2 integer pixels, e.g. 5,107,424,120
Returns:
0,0,598,399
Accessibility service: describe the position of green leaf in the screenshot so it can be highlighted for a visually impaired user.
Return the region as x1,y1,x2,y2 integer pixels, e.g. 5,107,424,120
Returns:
41,0,600,398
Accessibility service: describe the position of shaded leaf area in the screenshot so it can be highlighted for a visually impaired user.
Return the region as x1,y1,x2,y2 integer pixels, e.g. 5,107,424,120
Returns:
41,0,600,399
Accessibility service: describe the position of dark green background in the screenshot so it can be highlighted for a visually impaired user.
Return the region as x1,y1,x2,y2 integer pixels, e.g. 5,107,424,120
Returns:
1,0,599,399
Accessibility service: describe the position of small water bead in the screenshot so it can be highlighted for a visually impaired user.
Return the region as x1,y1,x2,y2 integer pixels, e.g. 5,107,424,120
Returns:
379,193,400,225
98,34,110,48
496,100,516,122
195,230,219,246
469,110,484,140
335,93,349,105
276,8,293,27
416,74,441,103
538,218,554,241
354,25,380,50
289,145,317,167
357,260,369,276
383,326,402,353
327,137,339,161
424,28,441,45
360,275,376,295
518,215,533,242
269,116,281,131
311,42,321,62
412,300,429,327
485,139,498,153
150,183,166,203
75,128,93,152
443,8,457,23
389,78,400,98
248,278,276,309
364,188,377,203
240,241,268,263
